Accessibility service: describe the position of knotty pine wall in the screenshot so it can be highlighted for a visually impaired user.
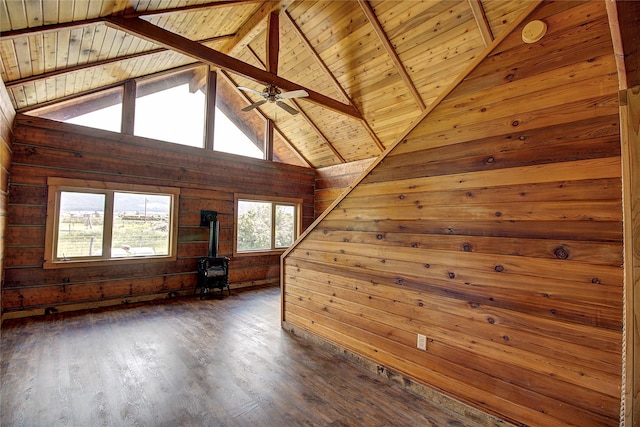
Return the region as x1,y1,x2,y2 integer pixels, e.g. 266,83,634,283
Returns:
0,79,16,316
3,115,314,316
283,2,623,426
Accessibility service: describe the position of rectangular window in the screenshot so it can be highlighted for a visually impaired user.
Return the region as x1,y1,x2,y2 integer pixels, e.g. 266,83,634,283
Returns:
235,195,300,254
45,178,180,269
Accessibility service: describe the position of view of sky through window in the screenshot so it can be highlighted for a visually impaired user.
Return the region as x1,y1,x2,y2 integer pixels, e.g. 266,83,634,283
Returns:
65,83,263,159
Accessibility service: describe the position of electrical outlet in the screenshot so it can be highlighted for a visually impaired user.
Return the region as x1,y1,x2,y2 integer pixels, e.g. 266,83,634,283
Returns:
417,333,427,351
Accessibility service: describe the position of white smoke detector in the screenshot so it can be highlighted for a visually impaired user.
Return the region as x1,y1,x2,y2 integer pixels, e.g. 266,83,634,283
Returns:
522,20,547,44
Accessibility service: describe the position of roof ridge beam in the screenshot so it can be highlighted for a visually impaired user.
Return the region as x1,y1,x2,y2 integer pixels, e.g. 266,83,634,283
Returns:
105,15,363,120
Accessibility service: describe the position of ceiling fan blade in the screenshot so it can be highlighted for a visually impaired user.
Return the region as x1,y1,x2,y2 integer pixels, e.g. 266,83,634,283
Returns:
242,99,268,112
238,86,266,96
276,101,299,115
278,89,309,99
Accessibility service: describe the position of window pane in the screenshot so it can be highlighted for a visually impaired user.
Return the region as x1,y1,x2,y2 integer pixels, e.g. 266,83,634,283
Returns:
65,102,123,133
237,201,272,251
214,108,263,159
37,88,123,133
111,193,171,257
57,192,105,258
275,204,295,248
135,83,205,147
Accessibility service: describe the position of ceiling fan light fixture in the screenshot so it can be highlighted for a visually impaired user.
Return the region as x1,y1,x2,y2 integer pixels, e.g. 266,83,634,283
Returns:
239,84,308,115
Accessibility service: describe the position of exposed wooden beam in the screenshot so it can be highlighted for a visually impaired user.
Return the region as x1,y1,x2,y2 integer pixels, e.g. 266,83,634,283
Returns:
292,99,345,163
357,0,425,112
281,11,348,104
265,118,274,161
281,10,384,153
468,0,493,47
220,1,284,55
618,1,640,88
125,0,262,18
204,68,217,151
189,66,209,93
4,34,233,89
0,18,104,40
605,0,628,90
218,69,312,167
246,45,265,70
266,11,280,75
105,16,363,120
245,45,345,164
272,124,310,167
606,0,640,90
121,79,136,135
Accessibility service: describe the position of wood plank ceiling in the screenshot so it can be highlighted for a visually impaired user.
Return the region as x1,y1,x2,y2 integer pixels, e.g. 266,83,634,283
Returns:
0,0,532,169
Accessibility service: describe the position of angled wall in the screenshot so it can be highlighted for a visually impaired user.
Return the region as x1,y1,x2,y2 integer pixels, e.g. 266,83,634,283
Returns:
282,2,622,425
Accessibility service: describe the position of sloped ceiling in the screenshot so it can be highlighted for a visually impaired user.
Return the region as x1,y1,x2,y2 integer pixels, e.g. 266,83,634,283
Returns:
0,0,533,168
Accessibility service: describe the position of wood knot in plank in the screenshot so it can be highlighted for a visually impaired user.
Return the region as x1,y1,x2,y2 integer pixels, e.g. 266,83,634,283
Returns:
553,246,569,260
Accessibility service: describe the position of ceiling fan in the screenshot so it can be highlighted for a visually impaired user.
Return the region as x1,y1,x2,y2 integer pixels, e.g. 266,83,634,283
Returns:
238,84,308,115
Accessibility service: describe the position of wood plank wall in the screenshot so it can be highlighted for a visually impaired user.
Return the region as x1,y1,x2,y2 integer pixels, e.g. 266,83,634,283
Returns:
283,2,623,426
315,158,374,216
3,115,314,316
0,79,16,317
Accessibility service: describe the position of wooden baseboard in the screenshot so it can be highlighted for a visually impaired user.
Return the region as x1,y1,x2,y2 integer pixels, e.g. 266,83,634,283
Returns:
1,281,279,324
282,320,516,427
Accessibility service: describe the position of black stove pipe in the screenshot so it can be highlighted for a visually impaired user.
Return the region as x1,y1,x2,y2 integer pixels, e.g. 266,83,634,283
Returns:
200,210,219,258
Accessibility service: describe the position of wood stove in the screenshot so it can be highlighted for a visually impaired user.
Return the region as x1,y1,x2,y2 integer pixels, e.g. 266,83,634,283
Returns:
196,210,230,298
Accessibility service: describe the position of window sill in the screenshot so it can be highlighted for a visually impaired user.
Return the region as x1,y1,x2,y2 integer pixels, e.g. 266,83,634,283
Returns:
233,249,286,257
43,255,177,270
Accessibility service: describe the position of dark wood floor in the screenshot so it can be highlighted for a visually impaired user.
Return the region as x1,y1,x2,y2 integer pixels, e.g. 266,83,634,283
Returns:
1,286,481,426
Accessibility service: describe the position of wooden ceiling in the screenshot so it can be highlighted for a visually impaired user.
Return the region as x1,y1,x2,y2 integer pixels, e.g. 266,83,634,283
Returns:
1,1,542,168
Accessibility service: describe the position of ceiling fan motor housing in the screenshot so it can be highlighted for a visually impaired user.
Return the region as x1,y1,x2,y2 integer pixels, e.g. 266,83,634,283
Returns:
265,85,281,102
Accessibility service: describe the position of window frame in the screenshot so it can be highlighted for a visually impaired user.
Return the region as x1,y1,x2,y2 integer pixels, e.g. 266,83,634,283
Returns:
234,194,302,256
44,177,180,269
